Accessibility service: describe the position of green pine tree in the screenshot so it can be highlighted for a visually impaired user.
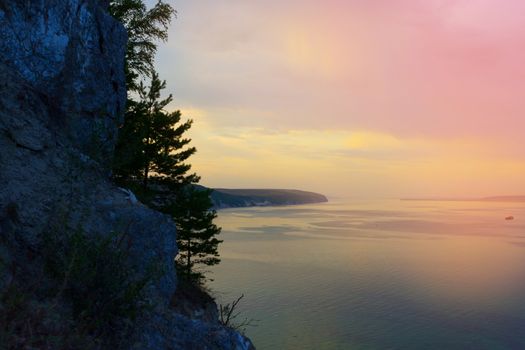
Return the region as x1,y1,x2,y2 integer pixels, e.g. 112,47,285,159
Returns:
110,1,222,284
109,0,175,91
171,186,222,284
112,72,222,284
113,72,198,192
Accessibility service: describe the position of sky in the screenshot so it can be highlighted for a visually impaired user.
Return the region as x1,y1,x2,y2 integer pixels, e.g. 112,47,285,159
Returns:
149,0,525,198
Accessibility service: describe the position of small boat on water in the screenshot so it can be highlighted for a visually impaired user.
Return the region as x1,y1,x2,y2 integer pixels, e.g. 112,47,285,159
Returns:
505,216,514,221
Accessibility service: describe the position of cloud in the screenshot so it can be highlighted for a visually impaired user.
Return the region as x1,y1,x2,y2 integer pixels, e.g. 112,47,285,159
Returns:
184,116,525,196
158,0,525,139
149,0,525,196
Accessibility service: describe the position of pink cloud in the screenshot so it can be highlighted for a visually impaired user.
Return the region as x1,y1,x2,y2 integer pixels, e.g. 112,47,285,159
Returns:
159,0,525,139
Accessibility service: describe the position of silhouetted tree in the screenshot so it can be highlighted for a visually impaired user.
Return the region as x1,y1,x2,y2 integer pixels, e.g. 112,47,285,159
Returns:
109,0,175,91
113,72,198,190
109,1,222,284
112,73,221,284
171,186,222,283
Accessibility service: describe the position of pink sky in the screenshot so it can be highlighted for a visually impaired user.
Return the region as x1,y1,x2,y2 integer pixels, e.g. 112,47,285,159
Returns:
150,0,525,198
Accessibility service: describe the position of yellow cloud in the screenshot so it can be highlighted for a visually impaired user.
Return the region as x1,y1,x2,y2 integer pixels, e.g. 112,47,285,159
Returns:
344,131,402,150
168,110,525,197
282,25,340,79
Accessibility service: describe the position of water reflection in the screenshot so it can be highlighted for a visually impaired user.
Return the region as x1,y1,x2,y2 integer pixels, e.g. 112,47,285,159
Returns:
209,200,525,349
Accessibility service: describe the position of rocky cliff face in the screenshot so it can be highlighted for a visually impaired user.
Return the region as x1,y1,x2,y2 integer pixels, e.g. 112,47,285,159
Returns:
0,0,126,165
0,1,252,349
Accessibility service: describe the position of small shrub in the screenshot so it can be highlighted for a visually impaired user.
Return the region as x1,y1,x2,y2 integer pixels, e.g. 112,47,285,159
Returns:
0,262,94,349
218,294,258,335
42,228,158,346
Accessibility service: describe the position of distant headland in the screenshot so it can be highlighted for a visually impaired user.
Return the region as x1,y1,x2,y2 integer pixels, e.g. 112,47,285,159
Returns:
479,196,525,202
206,188,328,209
401,196,525,202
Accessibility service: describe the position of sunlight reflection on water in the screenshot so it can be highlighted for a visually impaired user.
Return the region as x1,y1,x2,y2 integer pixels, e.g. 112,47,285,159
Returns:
208,199,525,349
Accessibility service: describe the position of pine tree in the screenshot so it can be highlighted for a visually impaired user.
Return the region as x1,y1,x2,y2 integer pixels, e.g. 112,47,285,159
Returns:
109,0,175,91
113,72,198,192
112,72,222,283
109,1,222,284
170,186,222,283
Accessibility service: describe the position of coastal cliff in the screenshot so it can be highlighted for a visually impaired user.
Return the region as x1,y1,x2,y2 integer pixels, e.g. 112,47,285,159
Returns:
0,1,252,349
211,188,328,209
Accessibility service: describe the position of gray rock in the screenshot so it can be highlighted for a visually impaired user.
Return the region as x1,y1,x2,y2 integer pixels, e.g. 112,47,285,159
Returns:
0,54,176,323
0,0,127,166
132,311,255,350
0,1,254,348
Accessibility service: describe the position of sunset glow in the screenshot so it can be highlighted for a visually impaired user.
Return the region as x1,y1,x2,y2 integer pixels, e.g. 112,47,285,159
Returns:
153,0,525,197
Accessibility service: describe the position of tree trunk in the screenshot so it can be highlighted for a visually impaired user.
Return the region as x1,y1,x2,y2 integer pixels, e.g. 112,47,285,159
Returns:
187,237,191,278
143,162,149,189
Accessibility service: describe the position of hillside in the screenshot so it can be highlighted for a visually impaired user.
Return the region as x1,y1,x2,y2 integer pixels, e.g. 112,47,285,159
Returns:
209,188,328,209
481,196,525,202
402,196,525,202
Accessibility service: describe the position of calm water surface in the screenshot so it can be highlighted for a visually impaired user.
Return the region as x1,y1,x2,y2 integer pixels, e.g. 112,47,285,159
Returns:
208,199,525,349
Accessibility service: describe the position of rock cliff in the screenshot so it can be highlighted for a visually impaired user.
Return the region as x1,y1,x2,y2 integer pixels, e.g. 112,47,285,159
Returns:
210,188,328,209
0,1,253,349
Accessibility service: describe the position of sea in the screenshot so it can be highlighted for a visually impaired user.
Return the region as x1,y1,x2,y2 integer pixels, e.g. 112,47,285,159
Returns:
208,199,525,350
